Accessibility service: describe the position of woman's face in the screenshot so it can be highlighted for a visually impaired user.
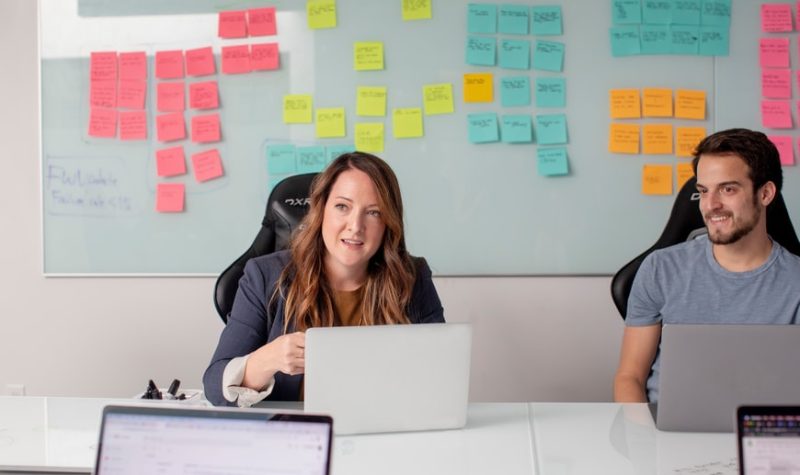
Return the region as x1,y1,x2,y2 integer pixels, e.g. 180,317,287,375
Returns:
321,168,387,283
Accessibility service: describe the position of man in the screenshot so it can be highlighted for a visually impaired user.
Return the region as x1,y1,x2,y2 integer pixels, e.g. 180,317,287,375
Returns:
614,128,800,403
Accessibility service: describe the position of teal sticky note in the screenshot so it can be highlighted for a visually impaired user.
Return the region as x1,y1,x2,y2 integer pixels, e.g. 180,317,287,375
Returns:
466,36,496,66
267,144,296,174
610,26,641,56
467,113,499,143
500,76,531,107
533,40,564,72
670,0,701,25
535,77,565,108
499,39,530,70
643,0,671,24
531,6,563,35
326,144,355,163
612,0,642,24
535,114,567,145
698,25,729,56
670,25,699,54
641,25,671,54
537,147,569,176
468,4,497,33
296,146,326,173
501,115,533,143
498,4,529,34
701,0,730,26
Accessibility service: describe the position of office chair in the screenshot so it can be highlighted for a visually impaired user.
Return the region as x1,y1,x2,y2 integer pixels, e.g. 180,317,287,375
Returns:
610,176,800,320
214,173,318,323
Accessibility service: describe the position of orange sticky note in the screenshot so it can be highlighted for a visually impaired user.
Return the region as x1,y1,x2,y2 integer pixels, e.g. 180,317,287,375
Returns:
119,110,147,140
156,146,186,177
608,123,640,154
88,107,117,138
90,80,117,108
609,89,641,119
185,47,216,77
642,164,673,195
157,82,185,112
251,43,280,71
191,113,221,143
156,183,185,213
189,81,219,110
155,50,184,79
222,45,251,74
118,80,146,110
642,124,673,154
675,126,706,157
642,88,673,117
90,51,117,81
156,112,186,142
676,162,695,190
191,149,224,182
248,7,277,36
463,73,493,103
118,51,146,81
218,10,248,38
674,89,706,120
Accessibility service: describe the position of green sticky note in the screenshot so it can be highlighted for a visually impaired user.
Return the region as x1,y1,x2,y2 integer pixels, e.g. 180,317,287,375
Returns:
698,25,728,56
468,4,497,33
535,114,567,145
535,77,565,108
610,26,641,57
537,147,569,176
533,40,564,72
612,0,642,24
701,0,730,26
641,25,671,54
643,0,671,24
467,113,499,143
670,25,699,54
500,76,531,107
466,36,496,66
498,4,529,35
501,115,533,143
326,144,355,163
531,6,563,35
296,146,326,173
267,144,296,174
671,0,701,25
499,39,530,70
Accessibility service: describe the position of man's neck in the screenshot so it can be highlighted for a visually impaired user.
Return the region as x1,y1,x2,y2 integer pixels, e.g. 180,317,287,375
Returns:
711,228,773,272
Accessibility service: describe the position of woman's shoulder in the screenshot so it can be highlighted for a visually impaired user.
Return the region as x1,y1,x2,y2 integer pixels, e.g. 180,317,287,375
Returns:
244,250,292,282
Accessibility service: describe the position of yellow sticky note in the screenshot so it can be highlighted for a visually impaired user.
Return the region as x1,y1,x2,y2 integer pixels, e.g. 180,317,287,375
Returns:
675,126,707,157
642,164,673,195
402,0,432,20
676,162,695,190
675,89,706,120
392,108,423,138
357,86,387,117
315,107,346,138
423,83,454,115
283,94,313,123
307,0,337,29
642,88,673,117
463,73,493,103
355,122,384,152
609,89,641,119
354,42,384,71
642,124,673,154
609,123,640,154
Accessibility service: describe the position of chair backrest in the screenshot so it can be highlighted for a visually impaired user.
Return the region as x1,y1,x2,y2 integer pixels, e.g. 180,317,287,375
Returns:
214,173,317,323
610,176,800,320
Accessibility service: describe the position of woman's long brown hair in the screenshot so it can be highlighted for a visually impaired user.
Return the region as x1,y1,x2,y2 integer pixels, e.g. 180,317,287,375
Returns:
275,152,415,332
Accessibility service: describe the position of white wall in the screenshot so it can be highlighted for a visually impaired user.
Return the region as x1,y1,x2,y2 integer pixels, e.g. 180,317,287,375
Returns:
0,0,624,402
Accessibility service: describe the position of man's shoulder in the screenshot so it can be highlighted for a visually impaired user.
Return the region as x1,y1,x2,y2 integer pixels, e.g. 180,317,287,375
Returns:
646,237,706,265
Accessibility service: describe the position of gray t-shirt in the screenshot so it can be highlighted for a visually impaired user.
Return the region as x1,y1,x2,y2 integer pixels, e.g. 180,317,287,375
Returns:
626,235,800,403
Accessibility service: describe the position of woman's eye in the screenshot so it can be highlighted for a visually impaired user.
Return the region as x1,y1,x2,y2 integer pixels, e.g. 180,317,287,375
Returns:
334,203,347,210
367,210,381,217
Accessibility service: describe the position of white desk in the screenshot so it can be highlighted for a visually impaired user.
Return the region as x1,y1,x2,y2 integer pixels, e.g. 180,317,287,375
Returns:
0,397,738,474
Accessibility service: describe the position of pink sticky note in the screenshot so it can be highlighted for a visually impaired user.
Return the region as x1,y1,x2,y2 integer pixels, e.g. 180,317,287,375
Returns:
762,69,792,98
248,7,277,36
762,100,792,128
222,45,251,74
219,10,248,38
760,38,790,68
185,46,216,77
90,51,117,81
191,149,224,182
90,80,117,108
768,136,794,165
118,51,147,81
156,146,187,177
762,4,793,32
119,110,147,141
118,80,146,109
156,183,185,213
157,82,185,112
189,81,219,109
250,43,280,71
88,107,117,138
191,113,221,143
156,112,186,142
155,50,184,79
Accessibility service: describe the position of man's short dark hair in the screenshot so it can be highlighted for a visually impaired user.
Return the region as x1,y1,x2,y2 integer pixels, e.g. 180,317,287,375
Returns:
692,128,783,193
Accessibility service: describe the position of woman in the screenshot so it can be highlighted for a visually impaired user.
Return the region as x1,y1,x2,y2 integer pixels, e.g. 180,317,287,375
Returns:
203,152,445,406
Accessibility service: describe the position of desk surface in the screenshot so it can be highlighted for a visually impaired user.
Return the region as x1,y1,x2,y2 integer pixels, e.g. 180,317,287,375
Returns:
0,397,738,475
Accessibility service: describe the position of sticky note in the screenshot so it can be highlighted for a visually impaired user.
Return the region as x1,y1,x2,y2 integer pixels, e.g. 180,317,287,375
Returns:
640,25,670,55
761,3,793,32
354,42,384,71
759,38,790,68
88,107,117,138
316,107,346,138
676,162,695,190
468,4,497,33
155,50,184,79
90,52,117,81
402,0,431,20
498,4,529,35
222,45,251,74
248,7,277,36
191,149,224,182
157,82,185,112
354,123,385,152
643,0,671,24
672,0,701,25
609,123,640,154
642,124,673,154
267,144,297,174
642,164,673,195
675,126,706,157
670,26,699,54
117,80,146,110
251,43,280,71
609,89,641,119
423,83,454,115
356,86,387,116
90,80,116,108
698,26,729,56
307,0,337,29
156,183,184,213
612,0,642,24
536,114,568,145
191,114,221,143
467,113,499,144
219,10,247,38
531,6,562,35
118,52,146,81
156,146,186,177
535,78,565,108
610,26,641,57
297,146,327,173
466,36,497,66
500,115,533,143
674,89,706,119
392,108,423,138
701,0,731,27
119,110,147,141
283,95,313,123
768,136,794,166
463,73,493,103
537,147,569,176
156,112,186,142
762,70,792,99
501,76,531,107
185,47,216,77
761,100,792,128
326,144,356,163
499,39,530,70
533,40,564,72
189,81,219,110
642,88,673,117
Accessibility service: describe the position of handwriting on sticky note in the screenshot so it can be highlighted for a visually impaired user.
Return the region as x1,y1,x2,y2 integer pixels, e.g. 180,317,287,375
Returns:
119,111,147,140
674,89,706,119
355,123,385,152
675,127,706,157
283,94,313,123
463,73,494,103
90,80,116,108
156,146,186,177
466,36,497,66
156,183,185,213
357,87,387,116
535,77,565,108
642,124,673,154
537,147,569,176
402,0,432,20
251,43,280,71
468,4,497,34
156,112,186,142
118,80,146,110
609,89,641,119
248,7,277,36
189,81,219,110
118,52,146,81
267,145,297,174
501,76,531,107
533,40,564,72
762,100,792,128
191,113,221,143
536,114,568,145
760,38,790,68
393,108,424,138
297,146,327,173
354,42,384,71
761,3,793,33
222,45,251,74
307,0,337,29
498,4,529,35
642,88,673,117
155,50,184,79
157,82,185,112
219,10,247,38
88,107,117,138
499,39,530,70
192,149,224,182
762,70,791,99
532,6,562,35
768,136,794,165
316,107,346,138
676,162,694,189
642,164,673,195
423,83,454,115
501,115,532,143
185,47,216,77
90,52,117,81
467,113,499,143
609,123,640,154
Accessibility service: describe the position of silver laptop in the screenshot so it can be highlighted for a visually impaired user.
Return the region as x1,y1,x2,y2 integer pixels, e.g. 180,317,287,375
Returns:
656,324,800,432
93,405,332,474
737,405,800,474
304,322,472,435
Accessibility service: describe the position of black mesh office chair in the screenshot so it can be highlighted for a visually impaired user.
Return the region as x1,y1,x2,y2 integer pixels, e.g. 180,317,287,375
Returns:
214,173,317,323
610,176,800,320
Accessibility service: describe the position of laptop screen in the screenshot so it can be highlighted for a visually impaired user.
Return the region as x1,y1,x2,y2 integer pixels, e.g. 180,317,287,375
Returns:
94,406,332,475
738,406,800,475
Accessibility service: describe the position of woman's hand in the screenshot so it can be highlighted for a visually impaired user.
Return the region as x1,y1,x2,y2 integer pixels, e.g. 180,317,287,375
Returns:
242,332,305,390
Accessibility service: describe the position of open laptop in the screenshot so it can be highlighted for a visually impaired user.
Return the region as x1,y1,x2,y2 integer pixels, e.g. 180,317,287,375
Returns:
655,324,800,432
93,405,332,475
304,322,472,435
737,406,800,474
